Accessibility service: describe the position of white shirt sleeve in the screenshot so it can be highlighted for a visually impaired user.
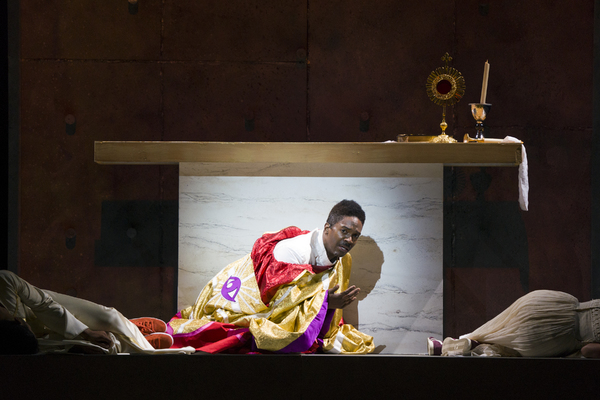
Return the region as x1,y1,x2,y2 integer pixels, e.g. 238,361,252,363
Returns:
273,229,319,264
0,270,88,339
272,228,334,267
273,235,311,264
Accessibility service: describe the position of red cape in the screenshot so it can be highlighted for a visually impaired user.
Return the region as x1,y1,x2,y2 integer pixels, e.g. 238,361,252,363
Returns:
169,226,333,353
251,226,331,305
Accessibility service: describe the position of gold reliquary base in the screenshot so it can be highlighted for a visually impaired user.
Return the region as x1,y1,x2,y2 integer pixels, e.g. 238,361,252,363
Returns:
432,133,457,143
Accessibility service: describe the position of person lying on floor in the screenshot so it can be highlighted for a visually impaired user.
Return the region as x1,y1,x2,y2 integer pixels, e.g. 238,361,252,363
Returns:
427,289,600,358
0,270,195,355
167,199,374,354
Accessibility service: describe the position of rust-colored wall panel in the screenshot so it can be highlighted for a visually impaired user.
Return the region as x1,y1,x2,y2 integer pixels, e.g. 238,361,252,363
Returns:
444,267,526,338
13,1,596,339
20,0,162,60
444,129,592,335
162,1,307,61
19,61,178,319
309,1,456,142
441,1,594,336
20,61,163,142
454,1,594,131
163,63,307,141
521,132,592,295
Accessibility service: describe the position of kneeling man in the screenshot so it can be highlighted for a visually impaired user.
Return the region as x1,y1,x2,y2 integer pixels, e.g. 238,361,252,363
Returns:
168,199,374,354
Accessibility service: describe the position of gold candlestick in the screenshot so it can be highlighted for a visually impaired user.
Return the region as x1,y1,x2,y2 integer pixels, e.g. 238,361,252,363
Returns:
469,103,491,141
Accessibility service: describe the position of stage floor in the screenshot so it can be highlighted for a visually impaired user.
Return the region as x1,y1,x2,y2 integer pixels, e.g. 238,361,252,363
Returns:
2,354,598,399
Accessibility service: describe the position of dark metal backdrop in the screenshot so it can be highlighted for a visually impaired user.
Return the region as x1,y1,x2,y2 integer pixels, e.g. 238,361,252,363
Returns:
7,1,598,334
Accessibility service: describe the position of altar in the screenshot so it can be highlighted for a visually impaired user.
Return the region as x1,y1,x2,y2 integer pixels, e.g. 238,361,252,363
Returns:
95,141,522,354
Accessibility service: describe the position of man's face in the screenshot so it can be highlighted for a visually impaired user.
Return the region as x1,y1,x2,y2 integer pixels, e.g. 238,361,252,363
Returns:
323,216,363,262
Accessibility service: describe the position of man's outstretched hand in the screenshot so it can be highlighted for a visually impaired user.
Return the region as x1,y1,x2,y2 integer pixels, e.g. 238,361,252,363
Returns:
327,285,360,309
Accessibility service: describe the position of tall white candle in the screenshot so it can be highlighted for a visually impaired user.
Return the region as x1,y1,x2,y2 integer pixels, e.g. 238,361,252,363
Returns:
480,60,490,104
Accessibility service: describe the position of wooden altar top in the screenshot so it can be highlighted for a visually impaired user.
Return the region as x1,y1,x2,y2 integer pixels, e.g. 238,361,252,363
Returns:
94,141,522,166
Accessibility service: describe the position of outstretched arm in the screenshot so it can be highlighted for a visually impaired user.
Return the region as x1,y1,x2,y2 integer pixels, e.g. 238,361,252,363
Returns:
327,285,360,309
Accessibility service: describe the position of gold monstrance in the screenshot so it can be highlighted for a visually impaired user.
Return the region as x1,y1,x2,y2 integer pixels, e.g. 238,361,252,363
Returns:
426,53,466,143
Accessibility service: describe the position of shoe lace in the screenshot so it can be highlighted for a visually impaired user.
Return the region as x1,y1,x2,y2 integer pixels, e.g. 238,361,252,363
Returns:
134,320,156,334
137,320,153,329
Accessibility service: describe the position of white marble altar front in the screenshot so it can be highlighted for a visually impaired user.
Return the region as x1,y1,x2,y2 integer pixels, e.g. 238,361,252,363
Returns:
94,140,522,353
178,162,443,354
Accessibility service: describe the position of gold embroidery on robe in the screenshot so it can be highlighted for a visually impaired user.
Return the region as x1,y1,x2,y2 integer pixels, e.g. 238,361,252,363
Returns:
171,253,374,353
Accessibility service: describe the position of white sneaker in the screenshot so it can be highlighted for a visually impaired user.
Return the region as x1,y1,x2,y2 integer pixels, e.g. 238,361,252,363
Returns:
441,337,472,356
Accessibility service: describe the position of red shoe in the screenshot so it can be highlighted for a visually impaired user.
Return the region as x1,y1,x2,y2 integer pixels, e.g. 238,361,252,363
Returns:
144,332,173,350
130,317,167,336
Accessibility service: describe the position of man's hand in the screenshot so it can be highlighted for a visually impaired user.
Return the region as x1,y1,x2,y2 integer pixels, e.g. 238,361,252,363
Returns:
327,285,360,309
80,328,113,349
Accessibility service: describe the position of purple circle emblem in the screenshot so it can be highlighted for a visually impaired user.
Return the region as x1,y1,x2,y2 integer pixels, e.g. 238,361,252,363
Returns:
221,276,241,302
